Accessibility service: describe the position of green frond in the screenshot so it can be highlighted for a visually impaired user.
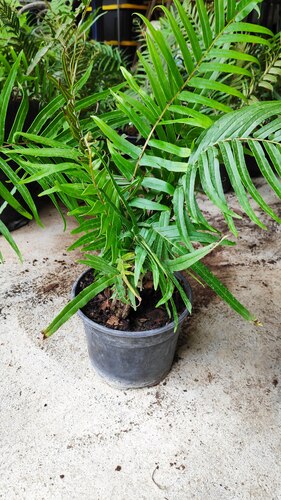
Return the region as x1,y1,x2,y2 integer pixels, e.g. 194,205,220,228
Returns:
186,102,281,228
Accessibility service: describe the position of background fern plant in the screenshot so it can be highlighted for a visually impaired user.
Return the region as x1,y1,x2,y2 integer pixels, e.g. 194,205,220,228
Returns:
0,0,124,103
248,32,281,99
1,0,281,335
0,0,126,254
135,0,280,107
0,51,126,261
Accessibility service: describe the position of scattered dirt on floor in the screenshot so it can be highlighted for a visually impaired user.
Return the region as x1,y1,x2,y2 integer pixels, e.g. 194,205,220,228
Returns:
1,261,80,312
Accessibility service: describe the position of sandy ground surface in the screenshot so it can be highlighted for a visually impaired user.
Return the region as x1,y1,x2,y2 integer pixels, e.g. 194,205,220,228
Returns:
0,178,280,500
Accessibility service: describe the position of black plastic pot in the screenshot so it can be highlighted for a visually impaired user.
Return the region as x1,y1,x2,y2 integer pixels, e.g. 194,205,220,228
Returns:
73,270,192,389
90,0,149,63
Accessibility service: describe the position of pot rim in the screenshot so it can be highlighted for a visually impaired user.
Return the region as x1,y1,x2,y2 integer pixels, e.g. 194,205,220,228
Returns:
72,269,192,338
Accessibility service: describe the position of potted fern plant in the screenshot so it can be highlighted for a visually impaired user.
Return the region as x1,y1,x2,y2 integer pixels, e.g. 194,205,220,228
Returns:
1,0,281,388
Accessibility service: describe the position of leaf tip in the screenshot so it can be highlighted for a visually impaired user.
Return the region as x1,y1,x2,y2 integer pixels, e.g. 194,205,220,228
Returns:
42,329,50,339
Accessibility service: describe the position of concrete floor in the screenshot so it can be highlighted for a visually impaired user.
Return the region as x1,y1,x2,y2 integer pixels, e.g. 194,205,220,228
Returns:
0,179,280,500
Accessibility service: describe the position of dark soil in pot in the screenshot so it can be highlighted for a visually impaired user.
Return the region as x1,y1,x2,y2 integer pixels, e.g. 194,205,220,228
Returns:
76,269,186,331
